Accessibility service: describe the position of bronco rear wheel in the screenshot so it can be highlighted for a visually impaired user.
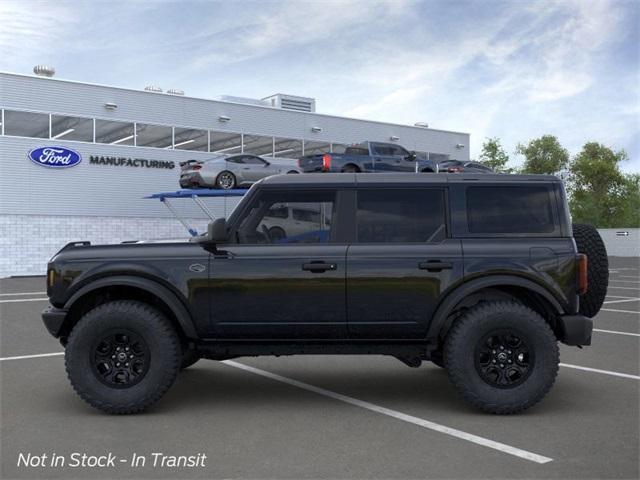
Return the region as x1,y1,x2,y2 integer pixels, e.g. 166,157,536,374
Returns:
573,223,608,318
444,301,559,414
65,300,181,414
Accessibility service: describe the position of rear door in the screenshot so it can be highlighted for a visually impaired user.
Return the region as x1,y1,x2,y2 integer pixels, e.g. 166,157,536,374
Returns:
346,187,463,338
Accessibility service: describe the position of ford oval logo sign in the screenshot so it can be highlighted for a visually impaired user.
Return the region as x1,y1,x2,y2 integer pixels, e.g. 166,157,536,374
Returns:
28,146,82,168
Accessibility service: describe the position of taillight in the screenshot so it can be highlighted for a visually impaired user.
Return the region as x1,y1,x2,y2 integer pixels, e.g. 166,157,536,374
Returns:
297,158,302,168
192,165,202,170
577,254,588,295
322,154,332,171
447,166,463,173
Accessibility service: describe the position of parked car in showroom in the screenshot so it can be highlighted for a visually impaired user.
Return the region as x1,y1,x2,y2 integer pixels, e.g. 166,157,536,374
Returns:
298,141,438,173
179,154,300,189
438,159,494,173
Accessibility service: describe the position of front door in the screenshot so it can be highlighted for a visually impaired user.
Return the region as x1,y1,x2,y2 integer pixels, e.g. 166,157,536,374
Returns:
207,188,348,339
346,188,463,338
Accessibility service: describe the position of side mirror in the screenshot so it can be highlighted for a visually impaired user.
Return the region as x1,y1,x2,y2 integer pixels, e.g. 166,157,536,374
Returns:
207,218,229,243
407,151,417,161
264,161,271,167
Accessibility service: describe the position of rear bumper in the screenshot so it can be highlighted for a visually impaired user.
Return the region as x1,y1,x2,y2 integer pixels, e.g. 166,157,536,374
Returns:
558,314,593,346
42,305,68,338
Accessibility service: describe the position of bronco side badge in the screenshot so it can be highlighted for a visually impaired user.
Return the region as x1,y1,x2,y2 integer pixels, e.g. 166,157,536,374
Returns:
189,263,206,273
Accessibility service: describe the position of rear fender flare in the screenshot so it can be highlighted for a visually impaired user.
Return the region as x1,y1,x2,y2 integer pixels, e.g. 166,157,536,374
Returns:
426,275,565,341
64,275,197,338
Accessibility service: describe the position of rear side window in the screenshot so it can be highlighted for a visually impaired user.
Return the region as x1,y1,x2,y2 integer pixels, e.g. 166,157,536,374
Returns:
345,147,369,156
356,189,446,243
466,186,556,234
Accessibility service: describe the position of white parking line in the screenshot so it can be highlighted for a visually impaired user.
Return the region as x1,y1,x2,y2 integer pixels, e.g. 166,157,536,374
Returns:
560,363,640,380
593,328,640,338
608,279,640,284
0,297,49,304
603,298,640,305
0,292,46,296
601,308,640,314
607,285,640,291
616,275,640,280
606,295,638,299
223,360,553,464
0,352,63,361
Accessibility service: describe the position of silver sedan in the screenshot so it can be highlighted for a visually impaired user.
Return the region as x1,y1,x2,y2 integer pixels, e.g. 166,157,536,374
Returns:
179,154,300,189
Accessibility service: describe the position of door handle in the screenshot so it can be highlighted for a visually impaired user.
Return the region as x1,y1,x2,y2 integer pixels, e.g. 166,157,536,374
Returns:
302,262,337,273
418,261,453,272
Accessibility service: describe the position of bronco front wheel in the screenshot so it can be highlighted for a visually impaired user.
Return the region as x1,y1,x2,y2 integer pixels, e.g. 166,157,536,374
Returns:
65,300,181,414
444,301,559,414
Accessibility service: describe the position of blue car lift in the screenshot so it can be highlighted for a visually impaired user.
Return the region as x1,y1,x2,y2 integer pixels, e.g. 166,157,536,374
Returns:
145,189,246,236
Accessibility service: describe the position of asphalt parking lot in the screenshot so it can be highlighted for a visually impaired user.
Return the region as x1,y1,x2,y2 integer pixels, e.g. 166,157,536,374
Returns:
1,257,638,479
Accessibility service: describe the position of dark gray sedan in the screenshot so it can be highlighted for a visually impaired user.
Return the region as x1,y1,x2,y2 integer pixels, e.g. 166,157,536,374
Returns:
179,154,300,189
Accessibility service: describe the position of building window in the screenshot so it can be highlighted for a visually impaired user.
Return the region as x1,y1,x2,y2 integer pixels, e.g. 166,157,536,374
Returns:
95,119,135,145
51,114,93,142
303,141,331,155
210,131,243,154
243,134,274,156
135,123,173,148
3,110,49,138
173,127,208,151
273,137,303,159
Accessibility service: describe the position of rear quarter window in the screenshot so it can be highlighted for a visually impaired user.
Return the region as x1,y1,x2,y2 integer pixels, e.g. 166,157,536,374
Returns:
466,186,556,234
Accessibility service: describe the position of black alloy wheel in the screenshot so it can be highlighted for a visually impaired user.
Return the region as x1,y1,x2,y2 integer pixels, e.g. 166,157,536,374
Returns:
475,330,533,388
92,330,150,388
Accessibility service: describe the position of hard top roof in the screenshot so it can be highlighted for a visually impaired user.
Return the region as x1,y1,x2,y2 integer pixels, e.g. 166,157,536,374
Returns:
259,173,561,187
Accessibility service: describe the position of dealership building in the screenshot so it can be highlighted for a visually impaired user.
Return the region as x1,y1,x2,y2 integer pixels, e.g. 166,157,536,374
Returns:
0,69,470,277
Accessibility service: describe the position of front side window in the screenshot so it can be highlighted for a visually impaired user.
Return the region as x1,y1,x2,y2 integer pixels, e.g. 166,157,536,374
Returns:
466,186,556,234
236,191,335,244
356,189,446,243
242,155,267,165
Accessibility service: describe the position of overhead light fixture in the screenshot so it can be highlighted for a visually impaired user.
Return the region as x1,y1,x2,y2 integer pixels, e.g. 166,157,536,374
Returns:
104,102,118,110
390,135,400,141
311,126,323,133
173,139,195,149
111,134,134,145
213,144,243,153
456,143,465,149
51,128,74,139
414,122,429,128
218,115,231,122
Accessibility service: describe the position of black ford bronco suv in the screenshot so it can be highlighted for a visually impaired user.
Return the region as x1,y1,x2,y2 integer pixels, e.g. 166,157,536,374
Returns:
42,173,608,415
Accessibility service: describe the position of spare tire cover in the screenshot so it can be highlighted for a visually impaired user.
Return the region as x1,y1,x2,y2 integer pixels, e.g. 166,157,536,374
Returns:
572,223,608,317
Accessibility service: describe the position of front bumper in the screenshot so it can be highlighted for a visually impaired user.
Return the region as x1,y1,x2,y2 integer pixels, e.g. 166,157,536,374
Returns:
42,305,68,338
558,314,593,346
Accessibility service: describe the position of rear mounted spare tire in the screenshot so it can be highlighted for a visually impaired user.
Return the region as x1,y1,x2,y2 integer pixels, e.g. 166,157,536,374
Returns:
572,223,608,318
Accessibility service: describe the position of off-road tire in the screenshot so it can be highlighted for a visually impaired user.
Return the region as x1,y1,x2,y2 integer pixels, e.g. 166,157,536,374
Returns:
65,300,181,414
181,349,200,369
444,301,559,414
572,223,608,318
430,351,445,368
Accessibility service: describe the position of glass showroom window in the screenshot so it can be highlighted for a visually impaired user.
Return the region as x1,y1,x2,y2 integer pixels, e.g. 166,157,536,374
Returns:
135,123,173,149
210,131,243,154
303,141,331,155
273,137,303,159
331,143,348,154
51,114,93,142
95,119,135,146
173,127,208,151
429,153,450,162
244,134,274,157
3,110,49,138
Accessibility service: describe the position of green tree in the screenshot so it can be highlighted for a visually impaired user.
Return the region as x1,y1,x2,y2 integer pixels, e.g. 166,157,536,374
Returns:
517,135,569,175
479,137,512,173
568,142,638,227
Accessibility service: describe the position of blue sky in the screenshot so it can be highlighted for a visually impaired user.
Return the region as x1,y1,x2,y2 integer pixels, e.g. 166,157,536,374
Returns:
1,0,638,171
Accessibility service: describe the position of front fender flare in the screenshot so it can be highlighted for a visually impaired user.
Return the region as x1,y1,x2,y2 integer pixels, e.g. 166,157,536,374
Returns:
426,275,565,341
64,275,198,338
